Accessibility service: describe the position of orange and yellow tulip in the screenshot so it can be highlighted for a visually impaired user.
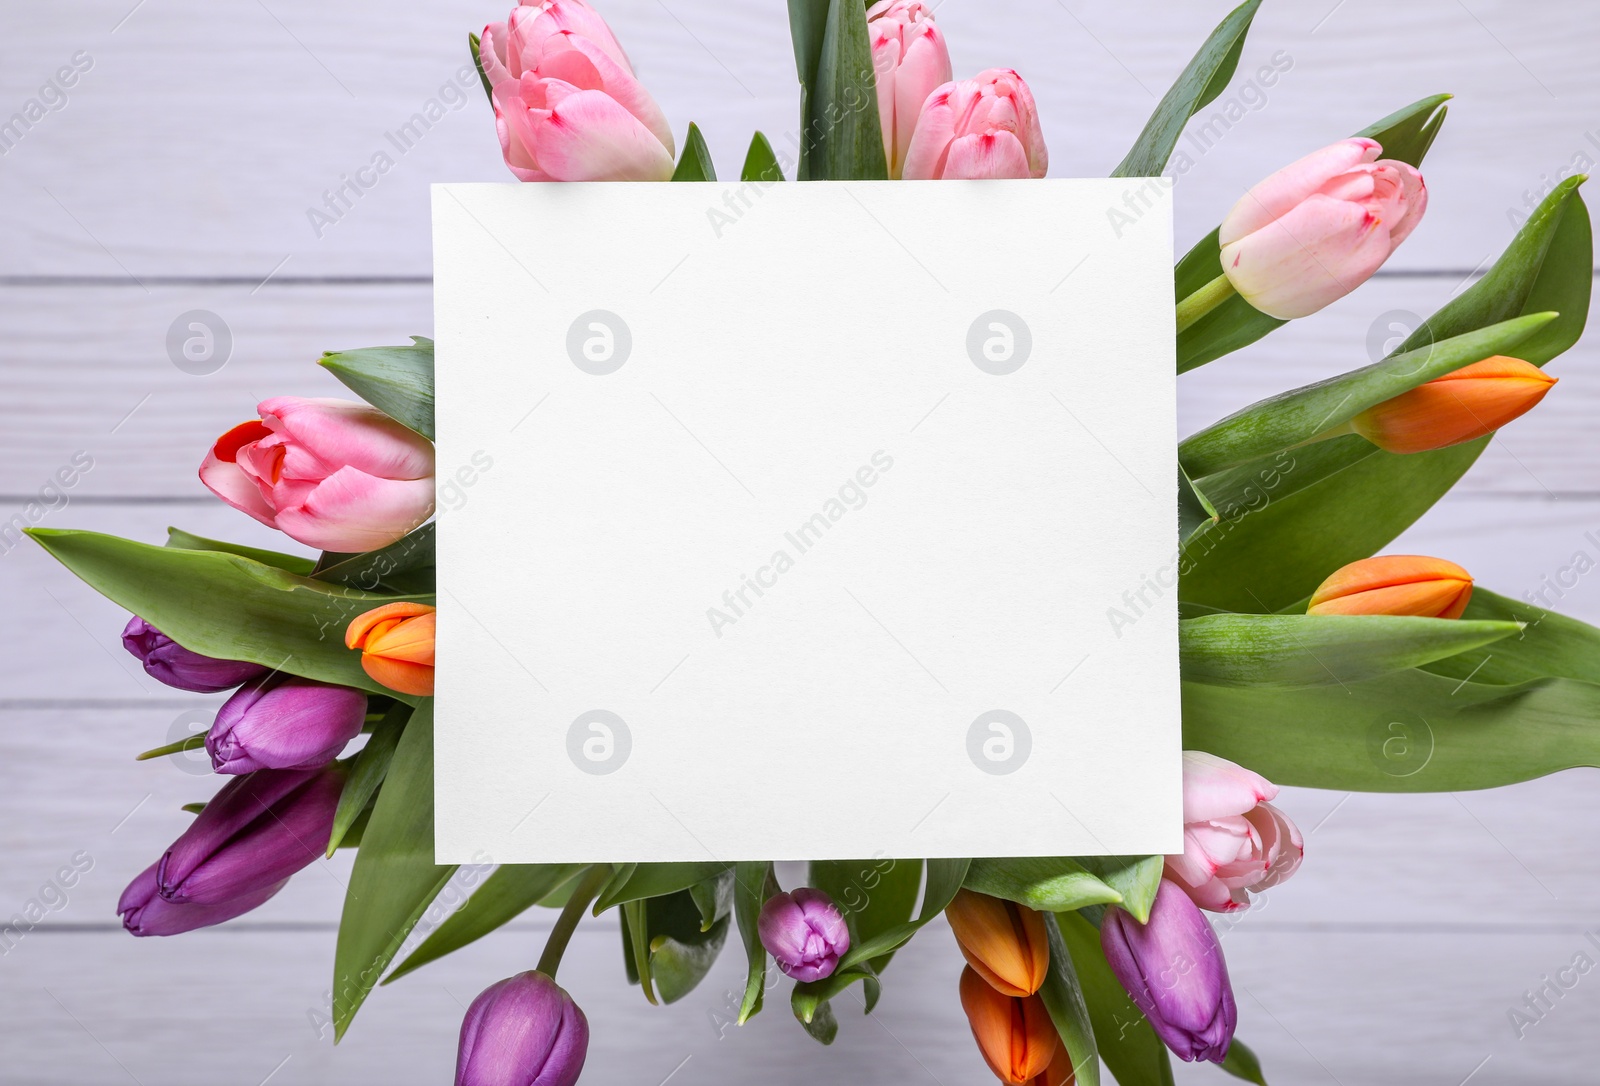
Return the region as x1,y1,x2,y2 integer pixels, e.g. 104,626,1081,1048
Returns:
346,602,436,696
1307,555,1472,619
946,889,1050,997
1352,355,1555,455
959,965,1058,1085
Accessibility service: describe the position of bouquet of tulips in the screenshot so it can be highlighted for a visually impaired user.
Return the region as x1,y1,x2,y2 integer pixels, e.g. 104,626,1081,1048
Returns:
28,1,1594,1083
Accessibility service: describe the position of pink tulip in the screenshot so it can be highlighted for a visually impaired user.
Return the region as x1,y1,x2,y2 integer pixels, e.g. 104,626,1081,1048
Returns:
1219,137,1427,319
867,1,953,179
200,397,435,553
902,69,1048,181
1164,752,1303,913
480,0,676,181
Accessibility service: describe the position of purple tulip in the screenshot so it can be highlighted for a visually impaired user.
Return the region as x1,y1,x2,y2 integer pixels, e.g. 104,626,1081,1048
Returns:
205,673,366,774
121,616,268,693
456,971,589,1086
117,862,286,937
157,764,343,905
758,888,850,982
1101,880,1237,1063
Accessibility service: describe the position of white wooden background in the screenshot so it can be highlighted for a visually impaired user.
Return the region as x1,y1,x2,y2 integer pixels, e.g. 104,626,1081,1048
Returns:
2,0,1598,1083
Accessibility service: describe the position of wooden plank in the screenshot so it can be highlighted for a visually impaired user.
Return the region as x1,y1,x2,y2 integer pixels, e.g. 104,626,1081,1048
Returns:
1,279,1593,499
0,0,1593,275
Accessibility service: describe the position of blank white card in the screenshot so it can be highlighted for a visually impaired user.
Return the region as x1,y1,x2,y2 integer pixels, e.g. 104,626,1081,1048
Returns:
432,179,1180,863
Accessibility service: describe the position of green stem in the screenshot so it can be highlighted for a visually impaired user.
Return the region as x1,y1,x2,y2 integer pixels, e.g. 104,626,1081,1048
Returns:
1175,273,1237,334
537,865,612,980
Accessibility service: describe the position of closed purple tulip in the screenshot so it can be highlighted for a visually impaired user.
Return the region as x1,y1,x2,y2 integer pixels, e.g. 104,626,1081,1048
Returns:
758,888,850,983
157,764,343,905
456,971,589,1086
117,861,286,937
121,616,268,693
205,673,366,774
1101,879,1236,1063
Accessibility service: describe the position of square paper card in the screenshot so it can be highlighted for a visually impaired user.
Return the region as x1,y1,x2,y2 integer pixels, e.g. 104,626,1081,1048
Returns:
432,179,1180,864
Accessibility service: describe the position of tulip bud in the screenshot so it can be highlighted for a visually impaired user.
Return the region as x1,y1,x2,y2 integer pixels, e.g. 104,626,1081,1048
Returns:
1351,355,1556,454
117,861,286,937
867,1,953,178
345,602,436,696
945,888,1049,996
1164,752,1303,913
456,971,588,1086
157,764,343,905
902,69,1048,181
121,617,268,693
479,1,676,182
205,673,367,774
757,888,850,982
1101,881,1236,1064
959,965,1059,1085
199,397,436,554
1218,138,1427,319
1025,1044,1077,1086
1307,554,1473,619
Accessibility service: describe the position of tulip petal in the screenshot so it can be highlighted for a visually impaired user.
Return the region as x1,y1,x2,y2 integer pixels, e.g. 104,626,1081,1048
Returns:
1181,751,1276,822
199,421,280,528
362,655,436,697
1218,137,1381,245
258,398,434,482
942,131,1033,180
346,602,437,649
946,890,1049,997
119,862,287,937
541,32,675,157
959,966,1058,1083
529,89,676,181
1221,193,1393,319
269,467,436,553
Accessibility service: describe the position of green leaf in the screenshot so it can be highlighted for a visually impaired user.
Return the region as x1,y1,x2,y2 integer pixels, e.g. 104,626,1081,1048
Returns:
964,858,1124,913
1112,0,1262,178
313,524,435,595
637,884,733,1005
1179,181,1590,612
332,701,457,1040
791,962,878,1045
27,529,425,698
1175,95,1451,373
732,861,777,1024
1422,588,1600,686
1184,668,1600,791
797,996,839,1044
164,527,315,575
468,33,493,104
689,869,734,933
1180,614,1522,688
1220,1038,1270,1085
319,336,435,440
671,122,717,181
834,858,970,971
1072,857,1164,925
1178,312,1559,478
327,701,408,857
810,858,922,974
1178,467,1219,547
802,0,887,180
740,131,787,183
1058,910,1176,1086
1038,914,1100,1086
385,863,588,984
593,863,733,914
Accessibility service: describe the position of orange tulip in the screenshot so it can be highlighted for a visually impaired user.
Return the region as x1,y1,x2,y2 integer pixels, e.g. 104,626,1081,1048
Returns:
959,965,1058,1085
946,889,1050,997
1025,1043,1077,1086
345,602,436,696
1352,355,1555,455
1307,555,1472,619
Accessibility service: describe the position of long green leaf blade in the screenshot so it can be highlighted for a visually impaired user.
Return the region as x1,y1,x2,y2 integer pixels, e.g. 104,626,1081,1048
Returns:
332,701,457,1039
327,701,409,856
964,858,1123,912
1038,913,1100,1086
